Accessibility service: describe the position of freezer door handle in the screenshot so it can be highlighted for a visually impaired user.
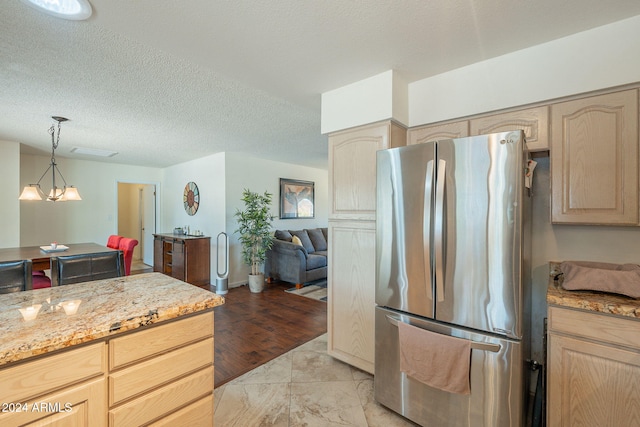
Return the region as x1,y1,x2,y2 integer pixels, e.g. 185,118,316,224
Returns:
434,159,446,302
385,314,501,353
423,159,434,298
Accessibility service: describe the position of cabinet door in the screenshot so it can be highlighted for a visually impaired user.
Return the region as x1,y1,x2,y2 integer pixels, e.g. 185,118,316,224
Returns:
407,120,468,145
550,90,638,224
327,221,376,373
184,238,211,286
470,106,549,151
329,121,405,220
548,333,640,427
0,378,106,427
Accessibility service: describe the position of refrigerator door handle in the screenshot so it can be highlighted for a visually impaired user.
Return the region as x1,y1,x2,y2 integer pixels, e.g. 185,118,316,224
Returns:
424,159,434,298
434,159,446,302
385,315,501,353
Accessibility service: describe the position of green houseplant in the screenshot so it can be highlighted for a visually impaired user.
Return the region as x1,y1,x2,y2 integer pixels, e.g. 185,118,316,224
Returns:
234,189,275,292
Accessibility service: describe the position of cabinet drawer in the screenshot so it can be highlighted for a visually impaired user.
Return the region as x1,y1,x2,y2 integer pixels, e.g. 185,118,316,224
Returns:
109,312,213,370
548,306,640,349
109,337,213,405
147,394,213,427
108,365,213,427
0,342,105,403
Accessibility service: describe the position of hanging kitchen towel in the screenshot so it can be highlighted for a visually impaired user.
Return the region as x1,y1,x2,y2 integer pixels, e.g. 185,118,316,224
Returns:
398,321,471,395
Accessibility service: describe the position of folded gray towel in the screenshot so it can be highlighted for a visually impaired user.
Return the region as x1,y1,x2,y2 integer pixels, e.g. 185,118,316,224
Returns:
561,261,640,298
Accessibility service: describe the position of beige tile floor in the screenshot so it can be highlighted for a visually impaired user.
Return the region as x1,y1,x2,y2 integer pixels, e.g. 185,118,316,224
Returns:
214,334,418,426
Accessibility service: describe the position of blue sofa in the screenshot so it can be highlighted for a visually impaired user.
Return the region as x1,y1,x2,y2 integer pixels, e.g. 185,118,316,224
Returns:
265,228,328,287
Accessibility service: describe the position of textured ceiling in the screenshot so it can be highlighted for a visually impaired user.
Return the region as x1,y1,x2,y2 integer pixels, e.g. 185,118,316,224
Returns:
2,1,640,169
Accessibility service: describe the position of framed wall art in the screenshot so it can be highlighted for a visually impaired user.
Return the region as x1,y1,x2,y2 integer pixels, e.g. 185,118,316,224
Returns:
279,178,314,219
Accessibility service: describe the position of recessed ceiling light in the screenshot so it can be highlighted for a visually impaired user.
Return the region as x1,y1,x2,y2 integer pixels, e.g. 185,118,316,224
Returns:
21,0,92,21
71,147,118,157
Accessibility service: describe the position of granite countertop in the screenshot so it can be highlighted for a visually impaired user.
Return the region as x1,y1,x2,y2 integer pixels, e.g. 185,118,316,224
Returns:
547,261,640,318
0,272,224,366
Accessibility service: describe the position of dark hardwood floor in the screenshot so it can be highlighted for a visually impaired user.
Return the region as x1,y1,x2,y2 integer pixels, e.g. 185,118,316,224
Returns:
132,267,326,388
211,281,327,388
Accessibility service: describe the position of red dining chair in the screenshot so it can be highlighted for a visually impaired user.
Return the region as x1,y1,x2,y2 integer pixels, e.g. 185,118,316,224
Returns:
107,235,123,249
118,238,139,275
32,269,52,289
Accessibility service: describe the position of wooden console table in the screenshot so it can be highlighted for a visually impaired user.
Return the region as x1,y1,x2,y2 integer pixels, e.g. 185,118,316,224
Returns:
153,234,210,286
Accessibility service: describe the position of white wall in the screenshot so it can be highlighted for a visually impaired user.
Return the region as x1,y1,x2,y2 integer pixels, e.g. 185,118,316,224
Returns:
161,152,227,285
321,70,409,134
321,15,640,132
20,153,162,247
409,15,640,126
225,152,329,286
529,157,640,362
0,141,20,248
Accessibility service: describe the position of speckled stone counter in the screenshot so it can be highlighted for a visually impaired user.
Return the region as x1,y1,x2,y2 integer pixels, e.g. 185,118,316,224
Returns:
0,272,224,366
547,261,640,318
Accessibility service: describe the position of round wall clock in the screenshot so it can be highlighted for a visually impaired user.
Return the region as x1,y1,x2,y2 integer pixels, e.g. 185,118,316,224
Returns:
183,181,200,216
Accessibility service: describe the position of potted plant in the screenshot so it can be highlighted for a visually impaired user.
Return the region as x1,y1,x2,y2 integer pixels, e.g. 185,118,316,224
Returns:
234,189,275,292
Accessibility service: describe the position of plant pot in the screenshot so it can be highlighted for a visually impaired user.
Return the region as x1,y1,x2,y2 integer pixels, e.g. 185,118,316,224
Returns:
248,273,265,293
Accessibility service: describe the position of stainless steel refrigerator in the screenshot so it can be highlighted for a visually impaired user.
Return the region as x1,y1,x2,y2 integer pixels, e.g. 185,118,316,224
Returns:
375,130,532,427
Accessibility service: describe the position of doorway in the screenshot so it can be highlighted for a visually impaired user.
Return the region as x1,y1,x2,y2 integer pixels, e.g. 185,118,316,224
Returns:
117,182,157,267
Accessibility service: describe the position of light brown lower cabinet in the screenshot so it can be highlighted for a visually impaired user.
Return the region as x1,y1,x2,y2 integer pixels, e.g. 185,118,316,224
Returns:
0,311,215,427
327,220,376,373
547,306,640,427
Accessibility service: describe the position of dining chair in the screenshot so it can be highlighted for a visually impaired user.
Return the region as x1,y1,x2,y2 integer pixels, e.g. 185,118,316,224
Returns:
118,237,139,275
107,235,123,249
51,251,125,286
32,269,52,289
0,259,33,293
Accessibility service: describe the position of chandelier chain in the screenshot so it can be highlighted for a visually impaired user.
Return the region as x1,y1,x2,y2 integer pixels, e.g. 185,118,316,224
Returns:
49,120,62,163
49,121,61,148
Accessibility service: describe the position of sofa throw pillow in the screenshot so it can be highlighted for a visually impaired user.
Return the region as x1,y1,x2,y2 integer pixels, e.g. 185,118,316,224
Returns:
275,229,293,242
289,229,315,253
292,235,303,246
307,228,327,252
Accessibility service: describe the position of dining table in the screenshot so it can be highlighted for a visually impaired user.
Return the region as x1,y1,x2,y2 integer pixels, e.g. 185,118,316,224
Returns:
0,242,117,271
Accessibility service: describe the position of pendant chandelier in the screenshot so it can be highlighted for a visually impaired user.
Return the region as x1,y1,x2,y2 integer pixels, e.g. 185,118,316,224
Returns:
19,116,82,202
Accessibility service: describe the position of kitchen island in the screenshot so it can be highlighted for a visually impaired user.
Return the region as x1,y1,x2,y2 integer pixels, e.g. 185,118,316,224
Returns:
0,272,224,427
546,262,640,427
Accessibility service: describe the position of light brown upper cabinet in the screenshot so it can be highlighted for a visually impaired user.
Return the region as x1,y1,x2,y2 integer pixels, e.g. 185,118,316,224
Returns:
550,89,638,225
328,120,406,220
470,106,549,151
407,120,469,145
